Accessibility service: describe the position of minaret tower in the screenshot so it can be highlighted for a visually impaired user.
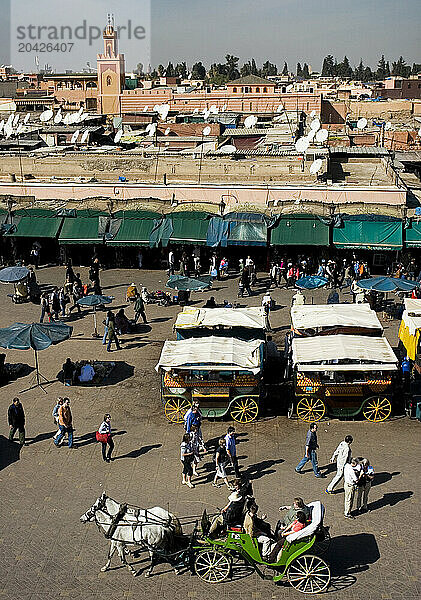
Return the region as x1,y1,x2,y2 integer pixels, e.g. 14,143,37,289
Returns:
97,14,126,115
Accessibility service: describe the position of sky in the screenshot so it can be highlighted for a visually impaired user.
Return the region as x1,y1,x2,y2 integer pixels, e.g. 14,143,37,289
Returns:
0,0,419,72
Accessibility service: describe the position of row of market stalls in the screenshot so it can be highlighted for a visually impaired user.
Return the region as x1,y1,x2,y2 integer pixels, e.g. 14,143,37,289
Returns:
1,208,421,260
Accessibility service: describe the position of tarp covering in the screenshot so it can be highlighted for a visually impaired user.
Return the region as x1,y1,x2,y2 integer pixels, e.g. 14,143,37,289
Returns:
207,217,229,247
175,307,266,330
291,303,382,332
226,212,268,246
170,211,210,244
5,208,63,239
357,276,417,293
155,336,263,374
149,217,174,248
58,210,108,245
167,275,213,292
271,214,329,246
292,335,398,371
398,298,421,360
404,221,421,247
333,214,402,249
107,211,160,246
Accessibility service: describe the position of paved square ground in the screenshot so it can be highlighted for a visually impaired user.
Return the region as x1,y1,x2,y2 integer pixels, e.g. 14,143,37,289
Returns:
0,266,419,600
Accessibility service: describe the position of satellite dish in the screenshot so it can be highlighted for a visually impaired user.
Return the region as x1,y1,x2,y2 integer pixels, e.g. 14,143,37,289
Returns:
147,123,157,137
24,113,31,124
202,126,211,136
244,115,258,128
0,120,4,133
219,144,237,154
13,114,19,127
114,130,123,144
295,137,310,153
310,110,316,118
153,104,160,112
315,128,328,143
63,113,71,125
70,129,80,144
385,121,392,131
418,127,421,137
40,109,53,122
6,114,13,126
307,128,316,141
144,105,149,112
286,84,293,92
164,127,171,136
357,117,367,130
193,108,199,114
80,130,90,144
16,123,24,135
222,104,227,111
210,105,218,114
203,109,210,120
77,107,84,117
79,113,89,121
273,115,284,122
69,112,80,124
158,104,170,120
310,159,323,175
310,118,321,132
277,104,284,113
4,121,13,137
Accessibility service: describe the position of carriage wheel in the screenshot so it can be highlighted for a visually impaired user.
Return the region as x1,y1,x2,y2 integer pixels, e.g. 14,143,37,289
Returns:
296,397,325,422
362,396,392,422
230,397,259,423
194,550,231,583
287,554,330,594
164,397,191,423
287,400,295,419
313,527,331,555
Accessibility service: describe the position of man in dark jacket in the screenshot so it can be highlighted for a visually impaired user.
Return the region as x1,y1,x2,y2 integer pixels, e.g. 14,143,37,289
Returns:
8,397,26,446
133,293,147,324
295,422,323,478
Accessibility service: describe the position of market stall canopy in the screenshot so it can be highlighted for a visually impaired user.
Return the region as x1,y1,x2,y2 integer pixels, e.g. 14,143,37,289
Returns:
174,306,266,331
292,335,398,371
77,294,113,307
5,209,63,239
167,275,213,292
291,304,383,334
333,214,402,250
105,210,160,246
0,266,29,283
226,212,268,246
58,209,108,245
0,322,72,351
296,275,328,290
169,211,211,245
357,276,418,293
398,298,421,360
271,214,329,246
155,336,263,374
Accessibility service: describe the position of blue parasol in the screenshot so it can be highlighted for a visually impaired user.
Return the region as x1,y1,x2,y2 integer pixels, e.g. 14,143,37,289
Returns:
0,266,29,283
167,275,213,292
357,276,418,293
296,275,329,290
0,322,72,391
77,294,113,337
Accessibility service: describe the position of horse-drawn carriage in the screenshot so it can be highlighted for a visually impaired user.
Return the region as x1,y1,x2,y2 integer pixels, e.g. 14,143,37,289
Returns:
156,335,265,424
81,493,331,594
286,304,398,422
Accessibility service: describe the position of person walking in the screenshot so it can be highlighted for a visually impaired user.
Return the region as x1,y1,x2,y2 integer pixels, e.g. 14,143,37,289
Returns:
97,414,114,463
225,426,240,478
68,281,82,315
52,397,64,440
212,437,232,489
295,423,323,478
54,398,75,449
355,458,375,513
343,458,360,518
325,435,353,494
8,398,26,446
262,291,272,330
50,288,61,321
58,287,68,317
106,313,121,352
180,433,195,488
39,293,50,323
168,250,175,275
133,293,147,324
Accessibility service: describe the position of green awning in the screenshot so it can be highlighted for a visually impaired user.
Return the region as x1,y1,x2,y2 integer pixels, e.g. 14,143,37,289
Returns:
169,211,211,245
5,214,63,238
271,214,329,246
107,211,160,246
58,210,108,245
405,221,421,247
333,218,402,250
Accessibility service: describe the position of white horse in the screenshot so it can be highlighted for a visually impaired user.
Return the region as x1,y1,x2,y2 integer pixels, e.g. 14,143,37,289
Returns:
80,492,183,577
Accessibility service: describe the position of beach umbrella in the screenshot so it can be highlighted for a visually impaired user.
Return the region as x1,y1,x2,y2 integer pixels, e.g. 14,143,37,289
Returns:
0,266,29,283
357,276,418,293
77,294,113,337
295,275,329,290
0,322,72,391
166,275,213,292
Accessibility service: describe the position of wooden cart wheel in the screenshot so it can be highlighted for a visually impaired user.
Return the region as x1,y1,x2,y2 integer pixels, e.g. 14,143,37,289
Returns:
296,397,325,422
362,396,392,422
195,549,231,583
230,397,259,423
164,397,191,423
287,554,330,594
